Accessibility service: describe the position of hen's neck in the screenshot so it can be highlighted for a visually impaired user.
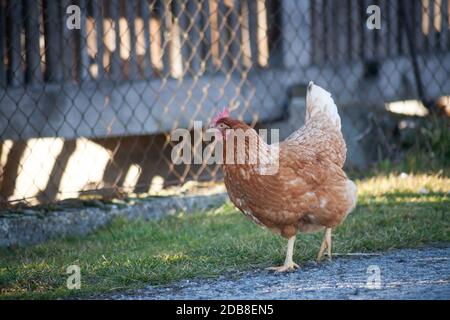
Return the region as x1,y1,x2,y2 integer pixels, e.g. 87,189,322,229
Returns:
222,127,275,169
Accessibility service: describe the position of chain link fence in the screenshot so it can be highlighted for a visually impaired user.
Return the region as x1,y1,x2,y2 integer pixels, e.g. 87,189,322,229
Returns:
0,0,449,207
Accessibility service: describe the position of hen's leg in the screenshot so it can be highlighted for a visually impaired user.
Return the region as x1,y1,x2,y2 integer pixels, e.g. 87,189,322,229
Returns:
316,228,332,262
326,228,332,259
266,236,299,272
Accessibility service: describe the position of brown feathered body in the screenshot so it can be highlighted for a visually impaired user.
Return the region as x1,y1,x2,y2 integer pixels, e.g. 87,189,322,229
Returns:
218,84,357,239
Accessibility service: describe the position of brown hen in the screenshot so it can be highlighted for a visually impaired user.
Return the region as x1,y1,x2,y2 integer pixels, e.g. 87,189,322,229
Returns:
212,82,357,272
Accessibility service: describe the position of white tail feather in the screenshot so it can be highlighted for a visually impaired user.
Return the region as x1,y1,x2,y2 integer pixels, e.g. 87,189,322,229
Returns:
306,81,341,130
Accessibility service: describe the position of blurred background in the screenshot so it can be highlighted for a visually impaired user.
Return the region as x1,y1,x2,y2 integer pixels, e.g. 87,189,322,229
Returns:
0,0,449,207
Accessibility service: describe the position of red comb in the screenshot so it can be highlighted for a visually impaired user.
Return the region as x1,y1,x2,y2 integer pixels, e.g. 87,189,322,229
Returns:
212,107,230,125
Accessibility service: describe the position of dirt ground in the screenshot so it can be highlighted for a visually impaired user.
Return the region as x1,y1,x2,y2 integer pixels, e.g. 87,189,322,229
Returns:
107,246,450,300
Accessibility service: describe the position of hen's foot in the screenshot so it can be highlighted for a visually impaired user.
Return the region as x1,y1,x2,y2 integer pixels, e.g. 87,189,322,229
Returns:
316,253,332,263
266,262,299,273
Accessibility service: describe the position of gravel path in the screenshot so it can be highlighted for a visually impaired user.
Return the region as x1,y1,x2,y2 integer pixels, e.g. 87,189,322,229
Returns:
110,246,450,300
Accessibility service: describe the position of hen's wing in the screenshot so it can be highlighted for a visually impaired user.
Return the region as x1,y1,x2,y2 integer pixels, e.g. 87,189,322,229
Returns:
226,142,348,230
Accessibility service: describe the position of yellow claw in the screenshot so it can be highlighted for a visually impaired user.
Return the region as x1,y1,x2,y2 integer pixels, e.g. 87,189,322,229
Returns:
266,262,299,273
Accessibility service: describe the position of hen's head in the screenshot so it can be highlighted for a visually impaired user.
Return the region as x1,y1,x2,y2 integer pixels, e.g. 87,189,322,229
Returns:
211,107,230,129
211,107,248,140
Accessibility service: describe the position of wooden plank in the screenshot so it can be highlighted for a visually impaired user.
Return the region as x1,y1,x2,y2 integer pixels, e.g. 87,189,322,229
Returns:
328,0,338,62
435,0,447,51
174,0,190,76
266,0,283,67
150,0,164,73
335,0,347,63
186,0,201,74
91,0,105,79
161,0,172,76
434,0,443,51
310,0,318,64
347,0,358,61
227,0,241,71
256,0,269,68
357,0,366,59
385,1,393,57
321,0,330,61
428,0,438,51
61,0,75,81
379,0,390,57
201,0,214,73
240,0,252,69
208,0,220,71
386,0,396,57
443,0,450,49
124,0,139,79
410,0,424,53
421,0,430,52
397,0,408,55
139,0,153,78
361,0,378,61
0,0,6,86
170,0,185,78
108,0,122,80
355,0,365,60
218,0,231,70
247,0,258,67
280,0,311,67
372,0,382,59
77,0,90,81
24,0,42,85
7,0,23,86
45,0,64,82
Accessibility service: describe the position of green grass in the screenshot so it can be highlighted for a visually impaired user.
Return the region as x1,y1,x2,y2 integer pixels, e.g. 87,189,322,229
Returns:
370,115,450,176
0,172,449,299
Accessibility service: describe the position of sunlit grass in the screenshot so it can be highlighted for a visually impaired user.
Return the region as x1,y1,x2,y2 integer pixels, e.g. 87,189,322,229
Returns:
357,172,449,199
0,173,449,299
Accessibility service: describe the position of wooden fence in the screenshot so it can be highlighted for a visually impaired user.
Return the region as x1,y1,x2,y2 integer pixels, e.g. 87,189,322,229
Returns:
0,0,449,140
